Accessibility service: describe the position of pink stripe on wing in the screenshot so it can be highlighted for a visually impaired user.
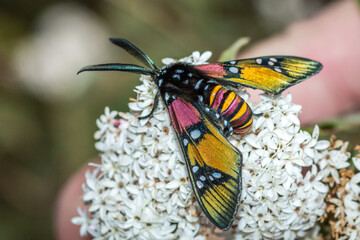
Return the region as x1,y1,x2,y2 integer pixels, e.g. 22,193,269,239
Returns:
195,64,226,78
168,98,201,132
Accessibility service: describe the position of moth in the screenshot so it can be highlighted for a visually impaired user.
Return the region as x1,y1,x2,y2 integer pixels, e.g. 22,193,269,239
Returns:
78,38,322,230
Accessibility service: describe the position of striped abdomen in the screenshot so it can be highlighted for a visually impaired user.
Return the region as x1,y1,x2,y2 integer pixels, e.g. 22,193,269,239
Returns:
208,85,253,134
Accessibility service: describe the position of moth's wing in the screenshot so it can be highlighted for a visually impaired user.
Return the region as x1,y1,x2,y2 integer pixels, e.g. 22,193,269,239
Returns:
166,95,242,230
195,56,322,95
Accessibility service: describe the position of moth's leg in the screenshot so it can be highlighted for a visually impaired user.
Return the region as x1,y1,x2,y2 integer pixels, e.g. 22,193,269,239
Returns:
138,91,161,119
223,120,233,138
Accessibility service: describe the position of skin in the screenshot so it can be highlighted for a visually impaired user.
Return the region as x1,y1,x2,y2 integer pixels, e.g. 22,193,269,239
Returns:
54,1,360,239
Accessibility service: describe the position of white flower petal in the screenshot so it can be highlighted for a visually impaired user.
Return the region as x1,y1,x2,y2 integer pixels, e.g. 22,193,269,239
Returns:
352,156,360,171
313,181,328,193
350,173,360,194
315,140,330,150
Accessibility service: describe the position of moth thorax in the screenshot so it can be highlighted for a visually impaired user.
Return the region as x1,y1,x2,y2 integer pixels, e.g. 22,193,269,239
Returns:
156,63,204,89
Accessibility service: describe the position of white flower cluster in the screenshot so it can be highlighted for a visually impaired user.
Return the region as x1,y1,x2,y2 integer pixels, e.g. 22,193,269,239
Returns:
341,171,360,240
343,157,360,240
323,141,360,240
72,51,358,240
230,94,332,239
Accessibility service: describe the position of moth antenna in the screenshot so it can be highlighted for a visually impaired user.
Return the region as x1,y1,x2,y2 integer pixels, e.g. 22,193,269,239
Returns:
110,38,158,70
77,63,155,76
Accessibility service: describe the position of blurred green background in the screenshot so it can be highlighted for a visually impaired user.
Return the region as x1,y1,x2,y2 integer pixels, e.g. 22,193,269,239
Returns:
1,0,357,239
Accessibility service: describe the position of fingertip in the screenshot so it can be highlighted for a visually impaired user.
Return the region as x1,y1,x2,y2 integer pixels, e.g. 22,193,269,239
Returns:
54,164,94,240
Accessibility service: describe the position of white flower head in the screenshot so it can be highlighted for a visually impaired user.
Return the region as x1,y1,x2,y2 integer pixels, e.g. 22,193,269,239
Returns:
321,145,360,240
73,50,358,239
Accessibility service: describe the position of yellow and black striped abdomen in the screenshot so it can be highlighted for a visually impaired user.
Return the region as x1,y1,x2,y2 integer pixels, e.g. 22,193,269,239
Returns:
208,85,253,134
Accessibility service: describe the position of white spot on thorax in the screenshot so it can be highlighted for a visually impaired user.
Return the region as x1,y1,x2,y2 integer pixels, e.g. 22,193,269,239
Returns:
164,93,170,102
194,79,204,90
207,79,217,84
190,129,201,139
229,67,239,74
198,95,203,102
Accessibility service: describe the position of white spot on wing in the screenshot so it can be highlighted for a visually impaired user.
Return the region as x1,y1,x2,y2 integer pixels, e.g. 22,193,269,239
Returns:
274,67,282,73
198,95,203,102
256,58,262,64
200,175,206,181
158,78,163,87
230,61,236,64
229,67,239,74
212,172,221,178
270,57,277,62
268,61,274,66
196,181,204,189
184,139,189,146
175,69,184,73
192,166,199,173
173,74,180,79
190,129,201,139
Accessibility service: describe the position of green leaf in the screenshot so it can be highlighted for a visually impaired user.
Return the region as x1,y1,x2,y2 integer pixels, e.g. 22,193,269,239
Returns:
218,37,250,62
